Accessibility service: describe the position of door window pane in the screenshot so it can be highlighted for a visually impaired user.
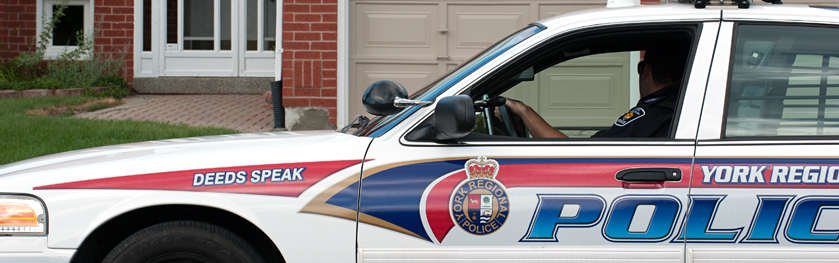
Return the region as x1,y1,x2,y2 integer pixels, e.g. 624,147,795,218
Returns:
220,0,231,50
184,0,213,50
143,0,152,51
263,0,276,51
53,5,84,46
166,0,177,44
246,0,258,50
725,25,839,137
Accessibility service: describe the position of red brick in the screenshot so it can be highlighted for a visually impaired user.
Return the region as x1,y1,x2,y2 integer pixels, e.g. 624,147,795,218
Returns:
113,7,133,14
126,0,134,6
294,87,320,97
311,4,336,13
103,14,125,22
282,87,293,96
103,0,124,6
94,6,111,13
113,22,133,29
322,0,337,3
103,30,125,37
313,60,321,87
310,98,336,107
283,41,309,50
311,41,335,51
282,51,294,60
303,60,311,87
19,13,35,20
283,32,294,41
284,98,309,107
294,14,320,22
322,32,336,41
282,61,293,69
293,60,303,86
283,13,294,22
322,51,336,60
311,23,336,32
282,78,294,87
285,4,309,13
322,69,336,78
322,79,336,88
328,108,337,118
322,60,336,69
322,14,336,22
322,88,336,97
294,51,319,59
295,0,321,3
295,32,320,41
284,22,309,31
95,0,105,5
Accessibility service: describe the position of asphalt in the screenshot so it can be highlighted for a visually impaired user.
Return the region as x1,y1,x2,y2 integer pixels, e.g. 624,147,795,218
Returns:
76,94,277,133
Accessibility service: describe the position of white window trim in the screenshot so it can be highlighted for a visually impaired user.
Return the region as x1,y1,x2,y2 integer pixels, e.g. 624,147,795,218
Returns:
36,0,95,59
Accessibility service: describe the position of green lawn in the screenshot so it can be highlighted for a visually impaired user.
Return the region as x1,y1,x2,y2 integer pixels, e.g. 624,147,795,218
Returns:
0,96,239,165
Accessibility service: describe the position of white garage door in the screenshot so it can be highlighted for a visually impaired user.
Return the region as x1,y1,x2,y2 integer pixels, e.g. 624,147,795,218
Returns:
348,0,609,123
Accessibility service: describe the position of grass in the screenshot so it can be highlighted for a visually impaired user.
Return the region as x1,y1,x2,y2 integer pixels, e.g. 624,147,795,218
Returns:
0,96,239,165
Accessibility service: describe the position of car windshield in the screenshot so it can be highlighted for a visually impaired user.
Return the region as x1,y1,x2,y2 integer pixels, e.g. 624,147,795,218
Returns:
355,24,545,137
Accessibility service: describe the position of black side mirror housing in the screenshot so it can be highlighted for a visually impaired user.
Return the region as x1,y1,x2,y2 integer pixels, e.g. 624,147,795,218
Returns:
406,95,475,141
362,80,408,116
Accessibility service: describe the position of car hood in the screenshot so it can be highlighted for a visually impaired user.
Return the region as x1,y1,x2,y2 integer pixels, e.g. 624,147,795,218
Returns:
0,131,373,193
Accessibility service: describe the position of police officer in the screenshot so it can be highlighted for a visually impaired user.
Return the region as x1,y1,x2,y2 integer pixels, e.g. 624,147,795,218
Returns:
504,46,687,138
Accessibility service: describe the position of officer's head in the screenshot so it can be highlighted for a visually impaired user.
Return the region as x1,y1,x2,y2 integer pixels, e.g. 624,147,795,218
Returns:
639,44,689,86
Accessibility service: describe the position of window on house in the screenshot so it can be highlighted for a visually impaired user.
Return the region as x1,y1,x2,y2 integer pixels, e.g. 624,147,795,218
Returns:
725,24,839,138
40,0,92,58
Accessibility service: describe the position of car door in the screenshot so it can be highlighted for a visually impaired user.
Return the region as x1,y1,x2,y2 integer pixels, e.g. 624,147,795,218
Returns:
338,19,719,262
690,12,839,262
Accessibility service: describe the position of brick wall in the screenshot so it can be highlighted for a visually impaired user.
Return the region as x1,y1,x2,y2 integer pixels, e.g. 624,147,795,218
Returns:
95,0,135,84
0,0,37,59
282,0,338,125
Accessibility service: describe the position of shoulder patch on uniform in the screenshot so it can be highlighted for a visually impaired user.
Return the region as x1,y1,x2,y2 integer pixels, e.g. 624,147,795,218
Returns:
615,107,645,127
644,96,663,103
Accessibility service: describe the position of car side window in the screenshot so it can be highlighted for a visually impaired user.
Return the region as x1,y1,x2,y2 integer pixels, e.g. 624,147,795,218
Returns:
468,25,697,140
725,24,839,138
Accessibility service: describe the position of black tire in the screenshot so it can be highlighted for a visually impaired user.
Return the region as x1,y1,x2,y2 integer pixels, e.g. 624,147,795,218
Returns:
103,220,265,263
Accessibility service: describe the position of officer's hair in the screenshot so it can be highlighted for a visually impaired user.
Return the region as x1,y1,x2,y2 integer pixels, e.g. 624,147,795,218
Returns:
644,44,689,85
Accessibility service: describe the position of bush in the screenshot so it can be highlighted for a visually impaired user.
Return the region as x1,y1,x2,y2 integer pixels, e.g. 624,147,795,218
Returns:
83,75,130,99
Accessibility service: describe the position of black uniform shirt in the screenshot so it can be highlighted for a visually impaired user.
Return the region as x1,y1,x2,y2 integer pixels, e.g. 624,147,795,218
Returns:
590,81,680,138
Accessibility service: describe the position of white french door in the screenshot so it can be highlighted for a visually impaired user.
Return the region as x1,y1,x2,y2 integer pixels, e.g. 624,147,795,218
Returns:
135,0,276,77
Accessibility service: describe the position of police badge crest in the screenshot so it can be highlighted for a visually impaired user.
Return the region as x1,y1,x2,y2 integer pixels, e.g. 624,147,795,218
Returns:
450,156,509,235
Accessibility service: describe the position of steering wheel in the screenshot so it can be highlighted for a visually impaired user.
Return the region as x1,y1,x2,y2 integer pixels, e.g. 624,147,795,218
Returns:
498,104,519,137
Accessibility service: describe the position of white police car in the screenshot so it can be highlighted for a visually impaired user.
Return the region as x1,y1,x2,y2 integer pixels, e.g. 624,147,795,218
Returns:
3,1,839,262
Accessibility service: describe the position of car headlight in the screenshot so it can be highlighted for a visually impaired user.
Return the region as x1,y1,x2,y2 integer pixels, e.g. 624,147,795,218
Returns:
0,195,47,235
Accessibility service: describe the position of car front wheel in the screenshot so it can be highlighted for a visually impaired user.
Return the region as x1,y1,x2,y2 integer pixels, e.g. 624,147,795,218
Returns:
103,220,264,263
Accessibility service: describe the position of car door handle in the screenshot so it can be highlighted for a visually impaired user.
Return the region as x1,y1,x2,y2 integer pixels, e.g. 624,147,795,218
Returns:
615,168,681,182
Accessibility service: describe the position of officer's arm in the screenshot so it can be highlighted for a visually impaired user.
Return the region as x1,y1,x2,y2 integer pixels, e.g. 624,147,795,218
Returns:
505,100,568,138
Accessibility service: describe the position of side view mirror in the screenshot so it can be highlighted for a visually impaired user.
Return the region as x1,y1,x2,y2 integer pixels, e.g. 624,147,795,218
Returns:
362,80,433,116
406,95,475,141
362,80,408,116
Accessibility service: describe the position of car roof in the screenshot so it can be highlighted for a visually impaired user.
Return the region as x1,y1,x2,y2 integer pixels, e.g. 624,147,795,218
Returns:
537,3,839,31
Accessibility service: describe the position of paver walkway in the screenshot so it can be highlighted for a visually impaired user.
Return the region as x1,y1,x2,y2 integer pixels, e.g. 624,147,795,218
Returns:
76,95,276,133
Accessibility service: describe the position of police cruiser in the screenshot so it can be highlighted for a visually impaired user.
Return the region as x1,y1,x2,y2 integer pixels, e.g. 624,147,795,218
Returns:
3,1,839,262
